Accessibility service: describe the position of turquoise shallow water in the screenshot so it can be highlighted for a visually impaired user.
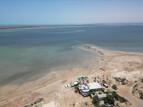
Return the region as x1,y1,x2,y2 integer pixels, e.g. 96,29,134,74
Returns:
0,45,95,85
0,24,143,85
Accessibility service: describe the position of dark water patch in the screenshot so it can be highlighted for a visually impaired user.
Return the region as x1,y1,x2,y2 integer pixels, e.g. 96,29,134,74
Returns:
0,25,143,52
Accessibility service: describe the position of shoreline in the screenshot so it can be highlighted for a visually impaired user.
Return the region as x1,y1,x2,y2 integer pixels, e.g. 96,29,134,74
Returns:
80,44,143,55
0,44,143,107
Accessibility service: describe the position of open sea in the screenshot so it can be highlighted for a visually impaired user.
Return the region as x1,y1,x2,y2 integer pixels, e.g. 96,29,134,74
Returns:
0,24,143,85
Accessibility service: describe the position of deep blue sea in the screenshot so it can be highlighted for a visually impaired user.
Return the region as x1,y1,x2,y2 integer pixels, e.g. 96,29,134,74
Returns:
0,24,143,85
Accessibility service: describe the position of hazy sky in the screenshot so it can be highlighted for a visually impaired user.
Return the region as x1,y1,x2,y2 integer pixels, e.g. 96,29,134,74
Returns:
0,0,143,25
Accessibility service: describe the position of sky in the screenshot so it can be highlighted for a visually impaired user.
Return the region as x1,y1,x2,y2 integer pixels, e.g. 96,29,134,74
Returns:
0,0,143,25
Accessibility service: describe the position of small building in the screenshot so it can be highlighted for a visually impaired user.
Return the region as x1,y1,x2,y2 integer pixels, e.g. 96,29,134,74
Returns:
78,82,103,97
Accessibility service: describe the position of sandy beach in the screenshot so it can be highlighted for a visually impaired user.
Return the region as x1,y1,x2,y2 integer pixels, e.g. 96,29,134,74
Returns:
0,44,143,107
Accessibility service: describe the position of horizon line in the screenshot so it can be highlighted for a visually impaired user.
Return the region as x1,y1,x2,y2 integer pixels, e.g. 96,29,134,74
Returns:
1,22,143,26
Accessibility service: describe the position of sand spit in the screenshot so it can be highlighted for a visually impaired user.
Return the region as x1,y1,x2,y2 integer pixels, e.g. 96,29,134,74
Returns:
0,44,143,107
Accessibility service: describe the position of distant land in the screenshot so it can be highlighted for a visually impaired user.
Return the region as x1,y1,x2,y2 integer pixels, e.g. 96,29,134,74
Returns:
0,23,143,30
0,25,43,30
